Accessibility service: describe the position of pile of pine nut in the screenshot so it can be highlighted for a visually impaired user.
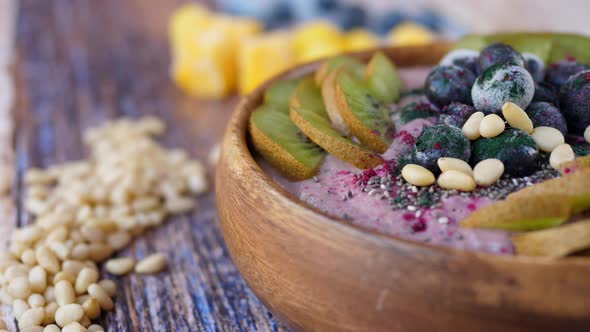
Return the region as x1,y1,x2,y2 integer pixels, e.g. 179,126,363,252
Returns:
0,117,208,331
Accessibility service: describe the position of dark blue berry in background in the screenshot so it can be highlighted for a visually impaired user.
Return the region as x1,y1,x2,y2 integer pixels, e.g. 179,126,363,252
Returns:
437,102,476,128
523,53,545,82
545,59,590,90
317,0,340,12
414,9,443,31
264,1,294,29
559,70,590,135
332,4,367,30
478,43,525,73
532,81,559,105
525,102,568,136
374,11,406,35
425,65,476,108
439,49,480,76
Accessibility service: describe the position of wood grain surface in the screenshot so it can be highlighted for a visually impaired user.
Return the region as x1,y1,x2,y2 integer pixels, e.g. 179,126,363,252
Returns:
1,0,288,331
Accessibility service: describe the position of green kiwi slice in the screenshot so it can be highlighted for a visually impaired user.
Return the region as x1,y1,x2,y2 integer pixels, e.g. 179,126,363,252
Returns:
315,55,365,85
290,79,383,169
250,104,325,181
334,71,395,153
264,78,302,113
453,32,590,64
365,52,403,104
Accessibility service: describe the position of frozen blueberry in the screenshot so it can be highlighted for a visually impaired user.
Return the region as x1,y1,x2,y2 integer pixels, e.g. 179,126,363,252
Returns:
532,81,559,105
374,11,406,35
525,102,568,137
471,129,539,176
317,0,340,12
560,70,590,135
425,65,476,108
410,124,471,174
399,102,437,124
471,63,535,114
478,43,525,73
264,2,294,29
522,52,545,82
545,59,590,90
437,102,476,128
439,49,479,76
333,4,367,30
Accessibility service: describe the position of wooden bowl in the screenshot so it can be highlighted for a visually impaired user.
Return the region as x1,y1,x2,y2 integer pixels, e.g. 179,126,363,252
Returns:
216,43,590,332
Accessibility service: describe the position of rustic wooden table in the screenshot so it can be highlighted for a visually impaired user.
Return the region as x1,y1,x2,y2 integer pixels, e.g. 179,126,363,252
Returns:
1,0,288,331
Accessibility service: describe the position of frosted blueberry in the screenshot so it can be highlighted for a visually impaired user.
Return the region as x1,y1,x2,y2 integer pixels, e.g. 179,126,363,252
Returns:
560,70,590,135
471,64,535,114
439,49,480,75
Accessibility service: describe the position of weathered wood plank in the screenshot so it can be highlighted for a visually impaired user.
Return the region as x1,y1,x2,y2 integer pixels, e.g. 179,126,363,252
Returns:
7,0,289,331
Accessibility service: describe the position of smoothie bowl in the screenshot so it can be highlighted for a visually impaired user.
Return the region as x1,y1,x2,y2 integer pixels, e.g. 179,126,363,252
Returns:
216,35,590,332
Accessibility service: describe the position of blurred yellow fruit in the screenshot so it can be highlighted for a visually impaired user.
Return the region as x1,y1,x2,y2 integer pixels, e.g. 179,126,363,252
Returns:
292,21,344,62
215,15,263,43
388,22,434,46
168,3,212,50
343,29,380,52
238,31,296,95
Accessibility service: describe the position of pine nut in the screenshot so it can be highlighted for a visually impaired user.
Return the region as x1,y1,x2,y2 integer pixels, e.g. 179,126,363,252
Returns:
82,297,101,320
43,302,58,325
164,196,194,214
21,326,44,332
62,321,87,332
5,264,29,280
401,164,435,187
80,225,104,243
437,170,476,191
25,168,55,185
8,276,31,299
106,231,131,251
87,324,105,332
27,293,45,307
15,226,43,244
473,159,504,186
135,253,167,274
479,114,505,138
48,242,70,261
437,157,473,176
75,267,99,295
55,280,76,306
0,288,13,305
21,249,37,266
549,144,575,170
105,257,134,276
462,112,484,140
87,284,113,311
531,126,564,152
54,271,76,285
44,287,55,303
585,126,590,143
80,316,91,328
97,280,116,297
13,298,31,319
43,324,61,332
208,143,221,166
18,307,45,329
62,260,85,277
55,303,85,327
35,246,60,274
87,243,113,262
501,102,533,133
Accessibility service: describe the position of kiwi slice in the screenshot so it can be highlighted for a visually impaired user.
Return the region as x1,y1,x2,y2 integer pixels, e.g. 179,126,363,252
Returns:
315,56,364,86
290,79,383,169
250,104,325,181
264,78,302,113
365,52,403,104
454,32,590,64
461,194,572,231
334,71,395,153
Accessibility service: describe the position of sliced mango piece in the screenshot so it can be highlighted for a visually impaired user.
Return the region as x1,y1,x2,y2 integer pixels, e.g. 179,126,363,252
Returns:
238,31,296,95
168,3,212,51
343,29,380,52
461,195,572,231
513,219,590,258
293,21,344,63
388,22,434,46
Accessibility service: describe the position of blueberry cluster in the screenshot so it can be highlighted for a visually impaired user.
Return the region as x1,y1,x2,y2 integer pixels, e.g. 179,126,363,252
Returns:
403,43,590,176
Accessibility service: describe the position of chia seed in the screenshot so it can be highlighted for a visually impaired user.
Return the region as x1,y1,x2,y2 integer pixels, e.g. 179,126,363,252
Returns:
313,176,319,183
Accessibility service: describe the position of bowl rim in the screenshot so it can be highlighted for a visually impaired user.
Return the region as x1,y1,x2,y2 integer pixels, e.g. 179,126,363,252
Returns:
227,43,590,267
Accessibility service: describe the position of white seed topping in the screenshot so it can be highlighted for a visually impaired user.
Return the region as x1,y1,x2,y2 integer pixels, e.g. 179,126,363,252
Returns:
401,164,436,187
585,125,590,144
61,322,87,332
43,324,61,332
437,170,476,191
531,126,565,152
55,303,85,327
549,144,575,170
502,102,533,133
473,159,505,186
479,114,505,138
105,257,135,276
18,307,45,329
462,111,485,140
135,253,167,274
437,157,473,176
